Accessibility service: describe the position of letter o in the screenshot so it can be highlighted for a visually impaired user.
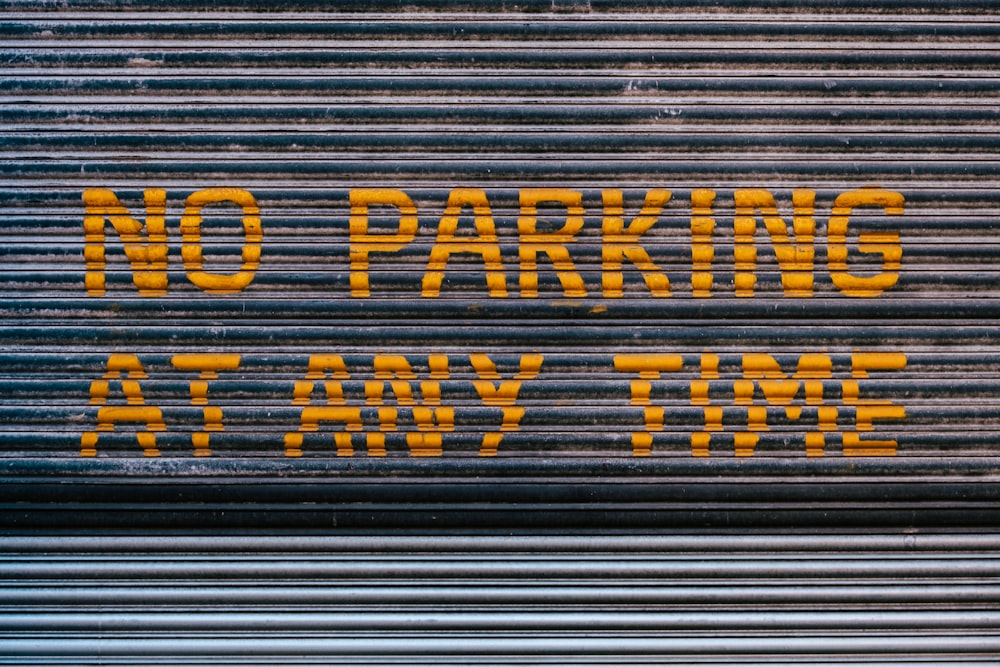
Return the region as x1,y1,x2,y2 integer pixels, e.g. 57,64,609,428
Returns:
180,188,262,294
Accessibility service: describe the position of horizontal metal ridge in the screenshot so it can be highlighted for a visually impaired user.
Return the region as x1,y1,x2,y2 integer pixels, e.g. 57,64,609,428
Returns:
0,635,998,658
2,533,997,552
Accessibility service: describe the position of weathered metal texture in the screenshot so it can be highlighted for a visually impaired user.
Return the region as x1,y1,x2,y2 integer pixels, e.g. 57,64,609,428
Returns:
2,0,1000,663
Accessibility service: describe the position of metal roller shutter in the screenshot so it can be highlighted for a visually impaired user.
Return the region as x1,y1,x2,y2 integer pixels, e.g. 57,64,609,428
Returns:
1,1,999,663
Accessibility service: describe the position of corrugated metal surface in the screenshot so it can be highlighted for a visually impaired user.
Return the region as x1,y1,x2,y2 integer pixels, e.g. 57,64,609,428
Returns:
2,0,1000,663
3,534,1000,665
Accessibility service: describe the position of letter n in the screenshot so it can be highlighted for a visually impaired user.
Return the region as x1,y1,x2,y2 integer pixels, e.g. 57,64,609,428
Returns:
83,189,169,297
733,189,815,297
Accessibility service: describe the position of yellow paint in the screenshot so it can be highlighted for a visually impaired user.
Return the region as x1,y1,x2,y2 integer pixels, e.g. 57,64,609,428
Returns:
170,353,240,379
286,354,358,456
796,353,832,405
81,353,165,457
480,432,503,456
691,353,720,456
828,188,904,297
88,352,149,406
733,189,816,297
365,431,387,457
179,188,262,294
614,354,684,384
844,404,906,456
368,355,417,405
734,432,759,458
740,353,837,456
171,354,240,456
429,354,450,379
849,352,908,381
82,188,169,297
287,354,455,457
817,406,839,432
613,353,683,455
746,406,769,433
631,431,653,457
601,189,672,298
695,353,843,458
690,352,718,405
842,352,907,404
691,431,711,458
841,352,907,456
285,407,363,457
740,353,806,405
805,431,826,458
689,189,716,298
81,185,911,302
292,355,350,406
408,405,455,457
422,188,508,298
370,354,452,457
517,189,588,298
349,188,418,297
471,353,543,455
79,347,909,460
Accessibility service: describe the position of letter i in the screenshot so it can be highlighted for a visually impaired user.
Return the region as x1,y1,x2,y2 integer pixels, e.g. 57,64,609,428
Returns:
690,190,715,297
691,352,720,457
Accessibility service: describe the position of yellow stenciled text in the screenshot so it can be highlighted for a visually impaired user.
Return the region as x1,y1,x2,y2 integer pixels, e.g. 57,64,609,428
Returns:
82,350,907,458
83,186,904,299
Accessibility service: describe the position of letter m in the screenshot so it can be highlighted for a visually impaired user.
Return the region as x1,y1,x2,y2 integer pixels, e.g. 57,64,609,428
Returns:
83,188,169,296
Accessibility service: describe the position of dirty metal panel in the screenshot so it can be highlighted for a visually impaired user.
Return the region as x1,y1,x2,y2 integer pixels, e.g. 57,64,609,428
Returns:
1,1,1000,664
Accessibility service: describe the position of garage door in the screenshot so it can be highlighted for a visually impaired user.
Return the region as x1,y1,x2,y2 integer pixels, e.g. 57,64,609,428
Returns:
2,1,999,663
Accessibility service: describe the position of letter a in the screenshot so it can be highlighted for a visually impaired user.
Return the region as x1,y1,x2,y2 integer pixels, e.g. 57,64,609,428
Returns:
81,353,166,457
